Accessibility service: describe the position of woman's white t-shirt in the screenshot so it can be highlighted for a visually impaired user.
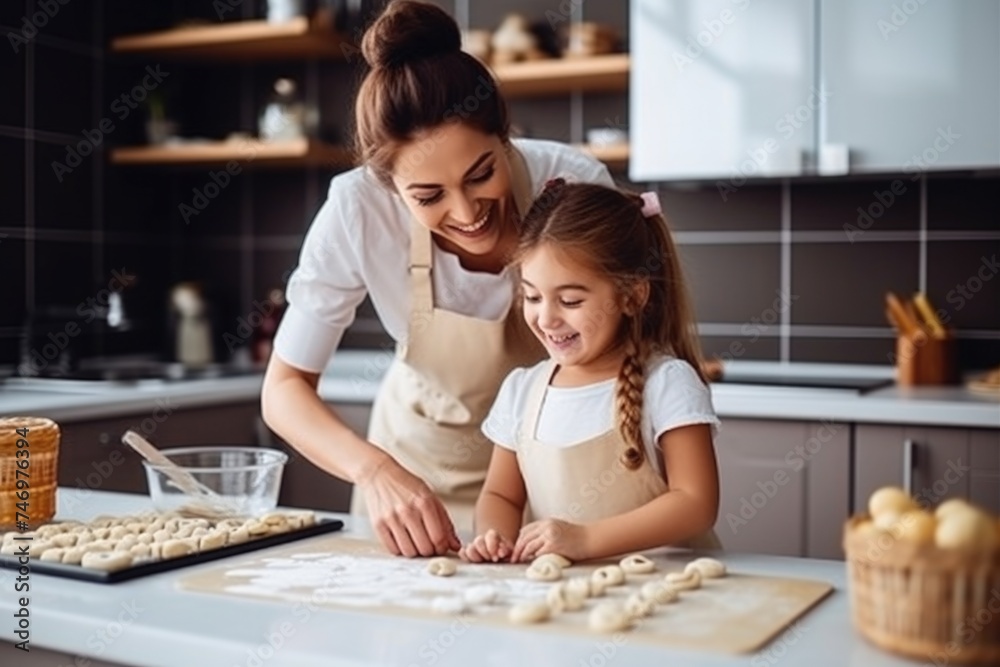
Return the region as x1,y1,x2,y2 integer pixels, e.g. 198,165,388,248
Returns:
481,356,721,478
272,139,614,372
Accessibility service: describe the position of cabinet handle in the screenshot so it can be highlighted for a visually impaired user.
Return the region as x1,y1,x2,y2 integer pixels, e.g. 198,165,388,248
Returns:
902,439,918,495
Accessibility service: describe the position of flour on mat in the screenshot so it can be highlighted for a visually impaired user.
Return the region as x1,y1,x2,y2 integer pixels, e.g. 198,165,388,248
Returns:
221,553,550,614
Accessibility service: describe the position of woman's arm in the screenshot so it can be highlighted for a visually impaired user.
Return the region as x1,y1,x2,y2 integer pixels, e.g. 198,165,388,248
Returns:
583,423,720,560
261,355,460,557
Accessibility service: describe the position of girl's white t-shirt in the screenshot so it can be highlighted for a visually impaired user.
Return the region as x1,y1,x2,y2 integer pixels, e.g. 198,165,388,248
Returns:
272,139,614,373
481,356,721,478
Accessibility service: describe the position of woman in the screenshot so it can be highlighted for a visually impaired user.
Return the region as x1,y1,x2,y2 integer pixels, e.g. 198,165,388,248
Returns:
260,0,613,558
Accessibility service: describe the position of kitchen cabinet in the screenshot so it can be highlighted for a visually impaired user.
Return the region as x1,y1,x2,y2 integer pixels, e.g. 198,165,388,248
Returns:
631,0,1000,181
820,0,1000,173
631,0,816,182
263,401,372,513
59,402,262,495
713,418,851,559
853,424,1000,515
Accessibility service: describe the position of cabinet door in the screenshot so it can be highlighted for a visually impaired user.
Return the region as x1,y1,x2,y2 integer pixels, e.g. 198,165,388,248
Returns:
58,402,263,497
631,0,816,181
714,418,850,559
821,0,1000,172
265,402,372,513
854,425,1000,514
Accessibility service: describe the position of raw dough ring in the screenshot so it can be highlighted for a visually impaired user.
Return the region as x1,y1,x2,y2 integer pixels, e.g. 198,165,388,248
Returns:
665,569,702,590
533,553,572,569
685,557,727,579
526,560,563,582
641,580,679,604
588,601,631,632
619,554,657,575
427,557,457,577
567,576,603,598
592,565,626,587
81,551,133,572
508,601,551,624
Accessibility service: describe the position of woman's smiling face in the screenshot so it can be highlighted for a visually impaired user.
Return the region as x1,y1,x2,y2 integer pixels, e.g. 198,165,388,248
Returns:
391,123,514,262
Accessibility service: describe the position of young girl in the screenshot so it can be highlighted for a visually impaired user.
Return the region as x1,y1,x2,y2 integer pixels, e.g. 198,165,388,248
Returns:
460,180,721,563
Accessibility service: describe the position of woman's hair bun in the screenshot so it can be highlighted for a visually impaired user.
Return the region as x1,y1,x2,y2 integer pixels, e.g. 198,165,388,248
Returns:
361,0,462,69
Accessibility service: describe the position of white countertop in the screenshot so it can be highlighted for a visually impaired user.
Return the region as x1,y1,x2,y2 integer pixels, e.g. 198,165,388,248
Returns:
0,489,921,667
0,351,997,429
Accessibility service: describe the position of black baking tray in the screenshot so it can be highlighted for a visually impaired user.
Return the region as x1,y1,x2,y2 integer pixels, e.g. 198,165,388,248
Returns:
0,518,344,584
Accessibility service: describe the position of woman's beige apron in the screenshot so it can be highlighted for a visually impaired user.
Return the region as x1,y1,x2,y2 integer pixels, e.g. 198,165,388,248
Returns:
351,147,545,533
515,360,721,550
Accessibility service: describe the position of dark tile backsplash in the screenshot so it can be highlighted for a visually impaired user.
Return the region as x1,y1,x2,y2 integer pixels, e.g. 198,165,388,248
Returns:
2,0,998,377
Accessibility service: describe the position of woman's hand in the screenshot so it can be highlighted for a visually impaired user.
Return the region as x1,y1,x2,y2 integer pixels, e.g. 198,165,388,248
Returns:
356,455,461,558
459,528,514,563
511,519,590,563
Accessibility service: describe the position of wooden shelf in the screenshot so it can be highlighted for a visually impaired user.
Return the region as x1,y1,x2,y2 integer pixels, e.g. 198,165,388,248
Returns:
492,54,630,98
110,138,354,169
110,17,348,61
577,142,630,170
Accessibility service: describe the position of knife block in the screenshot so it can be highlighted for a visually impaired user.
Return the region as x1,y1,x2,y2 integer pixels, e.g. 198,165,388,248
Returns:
895,332,957,386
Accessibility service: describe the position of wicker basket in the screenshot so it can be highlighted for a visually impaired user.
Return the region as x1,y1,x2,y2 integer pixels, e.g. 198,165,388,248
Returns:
844,514,1000,665
0,417,60,530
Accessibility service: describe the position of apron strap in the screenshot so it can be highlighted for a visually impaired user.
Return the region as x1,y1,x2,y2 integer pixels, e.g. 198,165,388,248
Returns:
408,220,434,316
522,360,558,442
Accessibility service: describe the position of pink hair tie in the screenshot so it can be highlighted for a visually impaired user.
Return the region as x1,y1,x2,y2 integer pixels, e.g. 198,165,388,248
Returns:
639,191,661,218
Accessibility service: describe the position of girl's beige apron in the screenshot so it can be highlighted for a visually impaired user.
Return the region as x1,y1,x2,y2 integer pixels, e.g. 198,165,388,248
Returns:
515,361,721,550
351,147,545,532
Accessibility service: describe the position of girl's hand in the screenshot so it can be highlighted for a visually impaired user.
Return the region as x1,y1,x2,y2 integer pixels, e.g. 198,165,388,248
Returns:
512,519,590,563
459,528,514,563
356,455,462,558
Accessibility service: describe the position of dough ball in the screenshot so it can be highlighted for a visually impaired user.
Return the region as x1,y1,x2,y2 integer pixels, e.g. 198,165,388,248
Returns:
50,533,78,548
591,565,625,587
136,534,154,545
546,582,586,613
426,557,457,577
935,498,973,521
430,596,466,615
619,554,656,575
199,530,228,551
873,511,904,534
228,527,250,545
152,529,172,544
641,581,679,604
665,569,701,591
463,585,498,606
81,551,133,572
936,511,998,551
61,547,87,565
161,539,195,559
129,544,152,559
588,601,631,633
108,526,128,540
533,553,572,570
868,487,916,519
896,510,936,545
624,592,656,619
117,535,139,551
526,560,562,582
508,601,550,624
39,548,65,562
685,557,727,579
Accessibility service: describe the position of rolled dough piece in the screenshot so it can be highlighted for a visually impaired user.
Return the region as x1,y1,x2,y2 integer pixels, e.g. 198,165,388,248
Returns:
533,553,572,569
547,582,586,613
81,551,133,572
685,557,727,579
665,569,701,591
526,560,562,582
508,601,550,624
641,580,679,604
427,557,457,577
592,565,625,587
588,601,631,632
619,554,656,575
624,592,656,619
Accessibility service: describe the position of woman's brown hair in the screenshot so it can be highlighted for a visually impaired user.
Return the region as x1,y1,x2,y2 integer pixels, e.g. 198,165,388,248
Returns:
516,181,707,470
355,0,510,187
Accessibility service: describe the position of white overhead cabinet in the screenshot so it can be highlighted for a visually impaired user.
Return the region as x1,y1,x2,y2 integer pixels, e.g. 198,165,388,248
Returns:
630,0,1000,182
